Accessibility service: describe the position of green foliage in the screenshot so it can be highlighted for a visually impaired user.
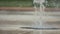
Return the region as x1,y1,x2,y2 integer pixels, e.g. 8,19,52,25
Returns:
0,0,33,7
45,0,60,8
0,0,60,8
0,0,32,1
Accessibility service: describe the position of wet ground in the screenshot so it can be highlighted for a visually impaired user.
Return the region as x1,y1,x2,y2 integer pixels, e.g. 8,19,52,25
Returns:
0,10,60,34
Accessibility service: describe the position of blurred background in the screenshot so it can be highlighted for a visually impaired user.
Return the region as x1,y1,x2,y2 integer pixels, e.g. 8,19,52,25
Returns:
0,0,60,28
0,0,33,7
0,0,60,8
0,0,60,34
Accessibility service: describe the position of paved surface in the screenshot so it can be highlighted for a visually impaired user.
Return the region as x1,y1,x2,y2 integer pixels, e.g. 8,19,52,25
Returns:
0,10,60,34
0,11,60,27
0,29,60,34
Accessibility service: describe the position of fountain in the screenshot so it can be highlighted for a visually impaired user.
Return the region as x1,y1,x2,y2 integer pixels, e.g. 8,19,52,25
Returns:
21,0,47,29
21,0,60,29
33,0,59,29
33,0,46,28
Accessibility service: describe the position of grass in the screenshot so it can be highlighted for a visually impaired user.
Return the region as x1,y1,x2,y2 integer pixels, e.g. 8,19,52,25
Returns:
0,1,33,7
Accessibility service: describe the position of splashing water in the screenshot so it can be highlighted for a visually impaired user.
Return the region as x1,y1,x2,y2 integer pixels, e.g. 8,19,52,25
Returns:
33,0,45,28
33,0,45,34
33,0,58,29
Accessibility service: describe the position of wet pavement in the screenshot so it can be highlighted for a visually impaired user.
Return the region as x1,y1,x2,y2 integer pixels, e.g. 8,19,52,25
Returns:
0,10,60,28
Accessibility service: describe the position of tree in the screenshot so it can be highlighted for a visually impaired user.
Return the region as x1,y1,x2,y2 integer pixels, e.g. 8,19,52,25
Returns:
44,0,60,8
